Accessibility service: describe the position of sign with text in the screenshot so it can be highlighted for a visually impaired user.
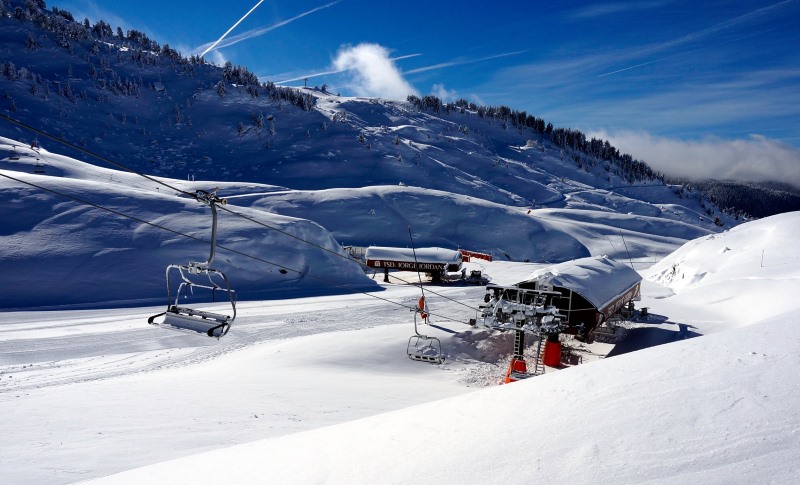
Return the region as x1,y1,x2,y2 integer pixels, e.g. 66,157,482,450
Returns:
366,260,447,272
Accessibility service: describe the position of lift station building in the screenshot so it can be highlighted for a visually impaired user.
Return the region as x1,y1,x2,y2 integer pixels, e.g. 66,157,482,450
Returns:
517,256,642,337
365,246,463,283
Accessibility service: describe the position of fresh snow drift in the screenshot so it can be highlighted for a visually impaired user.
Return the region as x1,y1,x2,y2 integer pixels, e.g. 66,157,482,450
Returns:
365,246,462,265
645,211,800,333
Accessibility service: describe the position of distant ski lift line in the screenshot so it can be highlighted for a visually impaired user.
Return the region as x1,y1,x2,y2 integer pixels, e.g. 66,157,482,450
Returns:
0,114,479,314
200,0,266,58
0,112,196,199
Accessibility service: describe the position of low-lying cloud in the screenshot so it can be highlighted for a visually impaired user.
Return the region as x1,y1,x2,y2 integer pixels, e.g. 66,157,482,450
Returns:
332,43,418,100
431,83,457,102
590,130,800,188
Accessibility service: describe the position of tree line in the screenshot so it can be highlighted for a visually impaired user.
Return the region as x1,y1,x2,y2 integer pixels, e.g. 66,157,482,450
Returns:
407,94,663,185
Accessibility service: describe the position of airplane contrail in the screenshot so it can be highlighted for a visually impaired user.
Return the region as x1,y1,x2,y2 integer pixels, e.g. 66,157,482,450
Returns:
273,53,422,85
596,0,795,77
404,50,527,75
200,0,266,58
597,60,658,78
197,1,340,55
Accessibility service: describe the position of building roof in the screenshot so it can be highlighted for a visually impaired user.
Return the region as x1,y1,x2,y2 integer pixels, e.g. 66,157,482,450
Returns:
519,256,641,310
365,246,462,264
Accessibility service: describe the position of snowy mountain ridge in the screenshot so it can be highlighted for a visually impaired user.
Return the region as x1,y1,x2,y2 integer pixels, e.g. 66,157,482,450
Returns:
0,1,744,310
1,0,736,221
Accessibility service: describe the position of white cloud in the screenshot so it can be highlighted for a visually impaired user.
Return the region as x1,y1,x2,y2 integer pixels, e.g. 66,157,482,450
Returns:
332,44,418,100
207,50,228,67
470,94,486,106
590,130,800,188
431,83,457,102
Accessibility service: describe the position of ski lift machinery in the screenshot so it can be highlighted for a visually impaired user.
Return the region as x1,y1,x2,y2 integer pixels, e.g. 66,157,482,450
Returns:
148,189,236,338
473,283,567,381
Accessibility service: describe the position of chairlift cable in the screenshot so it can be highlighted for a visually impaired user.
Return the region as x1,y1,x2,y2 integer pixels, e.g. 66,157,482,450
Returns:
217,204,481,312
0,113,197,199
0,171,472,325
0,114,481,313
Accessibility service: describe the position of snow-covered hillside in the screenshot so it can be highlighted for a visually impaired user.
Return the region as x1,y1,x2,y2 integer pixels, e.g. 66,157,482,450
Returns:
1,214,797,484
645,211,800,333
0,0,736,231
2,133,716,308
1,2,742,310
0,136,373,308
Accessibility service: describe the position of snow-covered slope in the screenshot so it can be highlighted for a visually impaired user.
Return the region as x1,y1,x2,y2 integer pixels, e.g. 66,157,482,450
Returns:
0,3,742,311
645,211,800,332
0,137,373,308
2,215,799,484
90,313,800,485
0,2,736,233
2,134,720,308
81,214,800,484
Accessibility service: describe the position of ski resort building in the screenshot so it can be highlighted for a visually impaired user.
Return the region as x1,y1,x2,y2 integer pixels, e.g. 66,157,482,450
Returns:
517,256,642,337
365,246,463,283
476,256,642,382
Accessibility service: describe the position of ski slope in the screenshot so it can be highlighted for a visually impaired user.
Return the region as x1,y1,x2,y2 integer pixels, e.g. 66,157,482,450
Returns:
1,212,799,484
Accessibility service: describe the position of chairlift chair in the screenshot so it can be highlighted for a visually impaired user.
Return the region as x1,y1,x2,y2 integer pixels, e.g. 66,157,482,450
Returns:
407,297,444,364
405,229,445,364
149,190,236,338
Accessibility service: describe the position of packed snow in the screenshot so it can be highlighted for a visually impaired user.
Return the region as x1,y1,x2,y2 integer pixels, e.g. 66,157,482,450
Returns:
365,245,463,265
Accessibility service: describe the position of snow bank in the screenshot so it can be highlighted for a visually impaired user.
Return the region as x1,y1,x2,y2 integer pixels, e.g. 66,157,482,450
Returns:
645,212,800,329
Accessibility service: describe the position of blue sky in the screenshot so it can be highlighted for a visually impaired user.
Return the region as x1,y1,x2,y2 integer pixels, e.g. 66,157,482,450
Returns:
57,0,800,183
